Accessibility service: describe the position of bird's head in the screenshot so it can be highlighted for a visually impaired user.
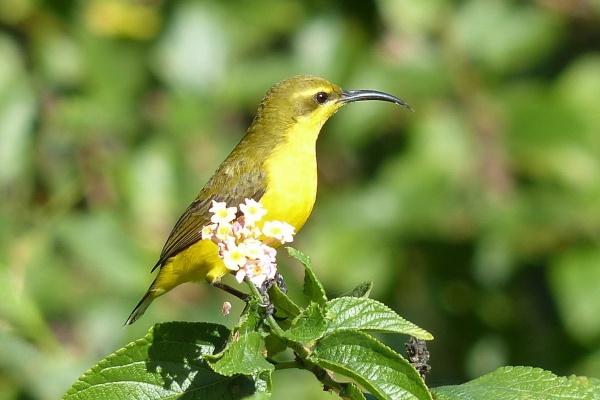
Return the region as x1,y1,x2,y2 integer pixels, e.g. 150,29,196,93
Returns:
248,75,410,142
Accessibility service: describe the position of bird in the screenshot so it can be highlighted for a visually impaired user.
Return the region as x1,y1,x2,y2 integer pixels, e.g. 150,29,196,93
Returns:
126,75,410,324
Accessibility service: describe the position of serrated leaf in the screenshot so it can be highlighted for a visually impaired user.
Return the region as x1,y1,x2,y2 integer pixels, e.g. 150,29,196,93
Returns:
64,322,270,399
326,297,433,341
309,330,432,400
432,366,600,400
268,283,301,319
283,303,327,344
235,299,262,336
287,247,327,305
208,332,274,376
287,246,312,266
344,281,373,298
252,371,273,399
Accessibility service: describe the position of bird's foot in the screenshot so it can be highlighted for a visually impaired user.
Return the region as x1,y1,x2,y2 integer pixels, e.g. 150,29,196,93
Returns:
257,280,276,317
260,272,287,293
274,271,287,293
256,272,289,318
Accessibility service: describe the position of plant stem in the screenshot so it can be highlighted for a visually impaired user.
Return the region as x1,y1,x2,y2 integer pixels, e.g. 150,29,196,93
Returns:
266,315,287,338
244,278,356,398
244,280,307,354
244,278,266,301
301,359,357,400
273,360,299,370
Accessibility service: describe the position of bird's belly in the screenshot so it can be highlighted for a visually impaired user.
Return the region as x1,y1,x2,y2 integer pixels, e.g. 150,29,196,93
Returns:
260,148,317,232
155,240,227,290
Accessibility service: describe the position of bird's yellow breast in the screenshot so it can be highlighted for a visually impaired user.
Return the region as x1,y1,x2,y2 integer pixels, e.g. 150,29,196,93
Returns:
259,122,319,232
158,136,318,288
154,114,324,288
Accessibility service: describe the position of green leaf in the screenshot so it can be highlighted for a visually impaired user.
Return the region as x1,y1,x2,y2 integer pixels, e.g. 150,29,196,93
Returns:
64,322,270,399
309,330,432,400
268,283,302,319
287,247,327,305
340,382,367,400
326,297,433,341
0,36,36,187
235,299,262,336
344,281,373,299
208,332,274,376
283,303,327,344
264,333,287,358
550,247,600,344
432,366,600,399
454,1,561,73
251,371,273,400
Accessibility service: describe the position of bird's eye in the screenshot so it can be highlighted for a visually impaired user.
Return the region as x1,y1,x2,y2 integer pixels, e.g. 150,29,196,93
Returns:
315,91,329,104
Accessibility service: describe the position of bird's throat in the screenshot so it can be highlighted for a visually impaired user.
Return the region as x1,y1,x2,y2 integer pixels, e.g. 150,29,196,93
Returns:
259,121,321,233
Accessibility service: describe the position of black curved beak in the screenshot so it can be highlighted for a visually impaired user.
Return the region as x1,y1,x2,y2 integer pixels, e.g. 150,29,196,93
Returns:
341,89,412,111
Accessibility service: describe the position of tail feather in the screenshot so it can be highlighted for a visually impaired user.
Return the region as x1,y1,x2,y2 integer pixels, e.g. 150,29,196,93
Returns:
125,290,155,325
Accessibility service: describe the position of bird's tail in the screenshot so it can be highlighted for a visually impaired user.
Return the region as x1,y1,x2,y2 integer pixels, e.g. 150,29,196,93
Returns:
125,284,157,325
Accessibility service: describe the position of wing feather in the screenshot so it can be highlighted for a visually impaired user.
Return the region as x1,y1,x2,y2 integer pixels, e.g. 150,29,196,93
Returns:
151,167,266,271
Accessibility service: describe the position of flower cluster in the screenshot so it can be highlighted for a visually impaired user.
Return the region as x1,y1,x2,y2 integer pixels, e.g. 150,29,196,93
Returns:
201,199,295,287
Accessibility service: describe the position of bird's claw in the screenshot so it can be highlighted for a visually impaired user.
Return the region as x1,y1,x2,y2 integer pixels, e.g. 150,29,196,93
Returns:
257,281,276,317
274,272,287,293
260,272,287,294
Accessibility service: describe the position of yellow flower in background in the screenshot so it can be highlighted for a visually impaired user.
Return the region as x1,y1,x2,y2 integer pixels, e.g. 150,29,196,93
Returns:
84,0,161,40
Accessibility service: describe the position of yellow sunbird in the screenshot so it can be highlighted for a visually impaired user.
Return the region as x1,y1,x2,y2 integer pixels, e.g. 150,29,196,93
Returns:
126,75,410,324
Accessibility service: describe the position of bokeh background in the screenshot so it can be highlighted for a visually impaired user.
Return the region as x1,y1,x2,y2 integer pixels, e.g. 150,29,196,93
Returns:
2,0,600,398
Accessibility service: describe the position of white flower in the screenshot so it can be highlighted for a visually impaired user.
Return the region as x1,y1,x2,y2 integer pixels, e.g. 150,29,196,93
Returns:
215,223,233,241
235,268,247,283
243,259,276,287
262,221,295,243
231,220,245,237
209,201,237,224
200,200,293,289
201,224,216,241
246,225,263,239
222,245,247,271
239,198,267,224
260,244,277,263
239,239,265,260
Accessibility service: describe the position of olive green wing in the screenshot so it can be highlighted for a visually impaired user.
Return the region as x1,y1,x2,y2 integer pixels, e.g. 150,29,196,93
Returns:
151,169,266,271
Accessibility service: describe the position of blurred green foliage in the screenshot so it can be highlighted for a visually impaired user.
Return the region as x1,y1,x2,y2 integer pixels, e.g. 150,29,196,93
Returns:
1,0,600,399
